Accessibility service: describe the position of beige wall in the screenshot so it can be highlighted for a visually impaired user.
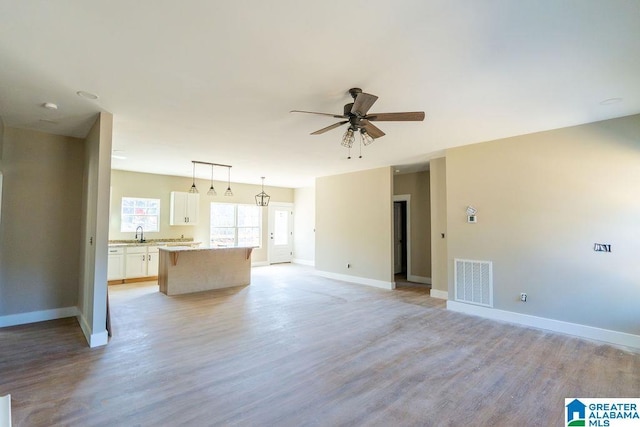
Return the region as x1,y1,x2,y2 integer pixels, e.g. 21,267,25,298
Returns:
0,115,4,161
393,171,431,280
446,114,640,335
315,167,394,285
429,158,447,295
0,127,84,316
109,169,294,263
0,116,4,221
78,112,112,347
293,186,315,264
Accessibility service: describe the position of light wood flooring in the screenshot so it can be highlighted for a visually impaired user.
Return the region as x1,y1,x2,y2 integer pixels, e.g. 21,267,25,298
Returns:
1,264,639,426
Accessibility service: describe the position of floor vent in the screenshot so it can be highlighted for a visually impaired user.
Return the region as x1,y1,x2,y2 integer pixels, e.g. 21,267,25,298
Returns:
454,259,493,307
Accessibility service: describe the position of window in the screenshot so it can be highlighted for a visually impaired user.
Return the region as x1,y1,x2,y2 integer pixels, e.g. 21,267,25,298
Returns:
210,203,261,247
121,197,160,232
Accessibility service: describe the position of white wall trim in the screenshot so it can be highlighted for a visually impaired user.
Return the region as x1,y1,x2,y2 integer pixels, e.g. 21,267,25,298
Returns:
316,270,395,290
251,261,269,267
0,306,78,328
77,311,109,348
430,289,449,300
407,275,431,285
447,300,640,350
292,258,315,266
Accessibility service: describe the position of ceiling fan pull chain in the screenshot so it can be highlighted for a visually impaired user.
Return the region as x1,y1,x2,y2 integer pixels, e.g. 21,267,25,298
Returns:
347,145,351,160
359,137,363,159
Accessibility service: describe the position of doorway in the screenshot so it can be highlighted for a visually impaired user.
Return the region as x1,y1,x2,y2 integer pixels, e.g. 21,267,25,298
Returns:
393,197,409,277
268,203,293,264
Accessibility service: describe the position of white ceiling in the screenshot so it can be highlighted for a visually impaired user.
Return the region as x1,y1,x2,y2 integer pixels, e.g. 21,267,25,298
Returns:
1,1,639,188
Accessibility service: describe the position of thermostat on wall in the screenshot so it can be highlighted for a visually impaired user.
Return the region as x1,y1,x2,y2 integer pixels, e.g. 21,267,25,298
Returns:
466,206,477,223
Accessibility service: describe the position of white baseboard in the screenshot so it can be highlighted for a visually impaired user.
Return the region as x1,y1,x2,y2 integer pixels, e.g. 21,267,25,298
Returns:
251,261,269,267
430,289,449,300
77,312,108,348
0,306,78,328
0,394,10,427
293,258,315,267
407,275,431,285
316,270,395,290
447,300,640,350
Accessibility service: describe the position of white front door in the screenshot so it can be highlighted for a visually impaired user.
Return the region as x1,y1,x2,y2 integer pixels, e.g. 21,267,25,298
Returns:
268,204,293,264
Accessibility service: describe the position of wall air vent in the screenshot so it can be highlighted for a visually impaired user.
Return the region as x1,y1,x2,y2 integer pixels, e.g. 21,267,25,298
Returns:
454,259,493,307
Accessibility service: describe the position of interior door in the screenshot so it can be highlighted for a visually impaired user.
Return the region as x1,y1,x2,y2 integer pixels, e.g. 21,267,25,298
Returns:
268,204,293,264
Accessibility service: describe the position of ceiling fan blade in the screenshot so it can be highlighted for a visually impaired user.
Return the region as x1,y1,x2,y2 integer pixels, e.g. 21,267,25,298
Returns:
290,110,346,119
310,120,349,135
350,93,379,116
364,111,425,121
360,119,386,139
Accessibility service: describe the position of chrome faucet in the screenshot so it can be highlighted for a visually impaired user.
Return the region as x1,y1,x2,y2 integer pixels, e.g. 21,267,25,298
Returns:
135,226,145,243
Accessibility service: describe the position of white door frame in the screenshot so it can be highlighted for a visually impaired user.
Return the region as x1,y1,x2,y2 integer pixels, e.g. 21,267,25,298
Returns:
268,202,294,264
393,195,411,281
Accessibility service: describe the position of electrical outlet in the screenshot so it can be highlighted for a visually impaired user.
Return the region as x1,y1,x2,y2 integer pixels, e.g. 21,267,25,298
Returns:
520,293,527,302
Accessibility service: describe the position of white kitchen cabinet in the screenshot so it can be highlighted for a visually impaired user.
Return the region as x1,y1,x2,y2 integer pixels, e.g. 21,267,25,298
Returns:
170,192,199,225
146,246,160,276
125,246,147,279
107,247,125,280
109,244,184,282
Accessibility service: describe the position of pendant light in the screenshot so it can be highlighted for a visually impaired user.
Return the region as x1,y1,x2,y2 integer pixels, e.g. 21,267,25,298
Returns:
207,164,217,196
189,160,232,195
255,177,270,206
188,161,198,193
224,166,233,196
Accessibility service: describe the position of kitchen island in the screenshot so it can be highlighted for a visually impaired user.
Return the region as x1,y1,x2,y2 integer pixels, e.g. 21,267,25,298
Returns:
158,246,253,295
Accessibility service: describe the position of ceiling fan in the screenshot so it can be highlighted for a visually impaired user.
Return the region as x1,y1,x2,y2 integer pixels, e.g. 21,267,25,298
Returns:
291,88,425,158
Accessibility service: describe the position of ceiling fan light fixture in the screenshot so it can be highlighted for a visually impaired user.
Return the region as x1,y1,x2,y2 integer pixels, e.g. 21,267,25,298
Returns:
292,88,424,156
361,130,375,146
341,128,355,148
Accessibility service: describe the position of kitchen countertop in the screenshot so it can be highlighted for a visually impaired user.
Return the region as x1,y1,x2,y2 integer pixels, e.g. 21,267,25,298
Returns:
159,245,254,252
108,239,202,247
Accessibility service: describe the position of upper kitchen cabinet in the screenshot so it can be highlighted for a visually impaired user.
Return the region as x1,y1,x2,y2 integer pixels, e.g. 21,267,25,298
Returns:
170,192,199,225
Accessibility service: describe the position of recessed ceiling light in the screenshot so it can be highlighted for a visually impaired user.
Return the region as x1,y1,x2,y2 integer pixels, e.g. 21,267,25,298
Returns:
395,169,401,173
77,90,99,100
42,102,58,110
111,155,127,160
599,98,622,105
